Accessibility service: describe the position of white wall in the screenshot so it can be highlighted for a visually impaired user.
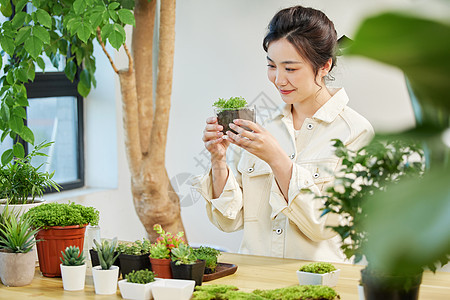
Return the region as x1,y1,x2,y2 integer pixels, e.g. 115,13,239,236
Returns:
48,0,425,253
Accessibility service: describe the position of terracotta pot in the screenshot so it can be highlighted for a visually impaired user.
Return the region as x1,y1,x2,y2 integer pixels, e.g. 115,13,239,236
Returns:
35,225,87,277
150,257,173,279
0,249,36,286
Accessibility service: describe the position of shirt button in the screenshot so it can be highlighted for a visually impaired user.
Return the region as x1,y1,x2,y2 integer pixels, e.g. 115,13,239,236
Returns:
275,228,283,235
289,153,295,160
306,123,314,130
313,172,320,179
247,167,254,173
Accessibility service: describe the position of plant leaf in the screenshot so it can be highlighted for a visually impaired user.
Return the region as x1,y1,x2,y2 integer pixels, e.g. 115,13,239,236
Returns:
21,126,34,145
13,142,25,158
35,8,52,28
1,149,13,165
24,36,44,59
117,9,135,26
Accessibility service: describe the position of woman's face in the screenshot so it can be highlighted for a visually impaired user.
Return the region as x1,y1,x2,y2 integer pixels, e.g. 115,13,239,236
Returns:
266,38,322,105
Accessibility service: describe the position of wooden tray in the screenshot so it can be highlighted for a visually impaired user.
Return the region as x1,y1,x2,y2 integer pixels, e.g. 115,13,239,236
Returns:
203,262,238,282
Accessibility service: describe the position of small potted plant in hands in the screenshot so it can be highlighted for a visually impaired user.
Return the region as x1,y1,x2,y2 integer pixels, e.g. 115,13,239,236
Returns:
150,224,186,279
193,246,221,274
0,207,40,286
296,262,340,287
170,243,206,286
213,97,255,135
92,238,121,295
118,269,158,300
60,246,86,291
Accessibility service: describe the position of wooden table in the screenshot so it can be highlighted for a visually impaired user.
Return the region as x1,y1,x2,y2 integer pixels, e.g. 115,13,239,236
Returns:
1,252,449,299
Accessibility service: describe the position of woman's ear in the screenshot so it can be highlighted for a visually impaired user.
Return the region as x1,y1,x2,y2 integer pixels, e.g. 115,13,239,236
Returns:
319,58,333,78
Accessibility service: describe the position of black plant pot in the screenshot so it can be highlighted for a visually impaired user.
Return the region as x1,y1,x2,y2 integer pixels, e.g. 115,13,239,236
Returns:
119,253,151,279
361,268,423,300
170,260,206,286
89,249,121,277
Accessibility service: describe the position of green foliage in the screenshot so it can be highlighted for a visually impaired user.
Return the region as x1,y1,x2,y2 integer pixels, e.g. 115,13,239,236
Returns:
193,246,221,271
125,269,156,284
299,262,336,274
117,238,151,255
23,202,99,228
171,243,197,265
149,242,170,259
320,138,424,263
0,207,40,253
192,284,339,300
0,0,135,152
60,246,85,266
93,238,120,270
212,97,248,110
0,141,61,204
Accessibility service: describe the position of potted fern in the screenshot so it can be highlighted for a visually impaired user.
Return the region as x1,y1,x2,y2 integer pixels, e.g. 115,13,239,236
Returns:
0,206,40,286
296,262,340,287
213,97,255,135
118,269,158,300
60,246,86,291
24,202,99,277
170,243,206,286
92,238,121,295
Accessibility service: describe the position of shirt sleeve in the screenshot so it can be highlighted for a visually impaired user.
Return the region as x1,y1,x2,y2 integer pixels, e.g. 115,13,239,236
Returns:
191,144,244,233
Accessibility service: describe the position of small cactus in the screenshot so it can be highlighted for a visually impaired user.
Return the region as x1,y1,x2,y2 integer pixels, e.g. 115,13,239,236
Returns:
93,238,120,270
60,246,85,266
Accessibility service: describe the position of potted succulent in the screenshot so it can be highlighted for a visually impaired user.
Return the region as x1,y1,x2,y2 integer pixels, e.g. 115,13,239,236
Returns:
60,246,86,291
213,97,255,135
149,224,186,279
192,246,221,274
23,201,99,277
118,238,152,278
170,243,206,287
118,269,158,300
0,141,60,214
319,138,425,299
92,238,121,295
296,262,340,287
0,206,40,286
90,243,121,277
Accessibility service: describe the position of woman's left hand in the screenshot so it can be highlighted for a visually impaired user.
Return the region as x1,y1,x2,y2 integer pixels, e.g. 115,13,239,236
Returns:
226,119,286,166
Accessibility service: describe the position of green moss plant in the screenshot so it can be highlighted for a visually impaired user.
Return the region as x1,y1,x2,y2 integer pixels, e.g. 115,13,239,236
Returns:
212,96,247,111
125,269,156,284
193,246,221,273
299,262,337,274
117,238,151,255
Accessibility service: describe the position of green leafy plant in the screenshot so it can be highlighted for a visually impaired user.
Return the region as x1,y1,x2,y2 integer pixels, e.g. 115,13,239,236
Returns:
149,242,170,259
60,246,85,266
23,202,99,228
125,269,156,284
171,243,197,265
93,238,120,270
213,96,247,111
0,208,40,253
0,141,61,204
320,138,424,263
193,246,221,272
299,262,337,274
117,238,151,255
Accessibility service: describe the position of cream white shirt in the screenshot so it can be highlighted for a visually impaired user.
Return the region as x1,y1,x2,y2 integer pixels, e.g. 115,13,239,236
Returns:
192,88,374,262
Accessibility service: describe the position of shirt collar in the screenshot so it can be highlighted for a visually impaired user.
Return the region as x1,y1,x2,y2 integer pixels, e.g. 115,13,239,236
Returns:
275,88,349,123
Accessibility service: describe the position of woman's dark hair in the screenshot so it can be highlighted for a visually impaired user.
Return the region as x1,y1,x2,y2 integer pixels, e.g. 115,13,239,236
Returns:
263,6,337,80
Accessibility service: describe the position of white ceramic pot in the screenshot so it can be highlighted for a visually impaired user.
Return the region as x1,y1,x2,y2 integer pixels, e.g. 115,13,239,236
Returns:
60,264,86,291
0,198,46,216
118,279,159,300
296,269,341,287
358,284,365,300
152,279,195,300
92,265,119,295
0,249,36,286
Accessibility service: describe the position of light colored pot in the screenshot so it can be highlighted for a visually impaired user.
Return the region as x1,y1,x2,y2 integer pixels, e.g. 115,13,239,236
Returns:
92,265,119,295
0,198,46,216
358,284,365,300
118,279,159,300
152,279,195,300
0,249,36,286
296,269,340,287
60,263,86,291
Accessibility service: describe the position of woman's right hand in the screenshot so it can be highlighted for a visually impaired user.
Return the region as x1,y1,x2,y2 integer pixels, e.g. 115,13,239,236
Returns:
203,117,230,162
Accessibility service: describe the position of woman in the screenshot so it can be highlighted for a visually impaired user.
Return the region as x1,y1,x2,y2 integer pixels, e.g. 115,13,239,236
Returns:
193,5,374,262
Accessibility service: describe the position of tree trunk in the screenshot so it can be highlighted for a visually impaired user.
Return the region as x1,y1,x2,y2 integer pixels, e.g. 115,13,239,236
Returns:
117,0,185,241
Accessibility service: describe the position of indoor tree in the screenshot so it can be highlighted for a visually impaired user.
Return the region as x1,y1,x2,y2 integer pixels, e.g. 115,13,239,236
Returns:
0,0,185,240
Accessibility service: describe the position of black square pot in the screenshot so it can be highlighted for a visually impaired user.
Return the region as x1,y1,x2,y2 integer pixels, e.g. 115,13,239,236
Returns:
170,260,206,286
89,249,121,277
119,253,151,278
